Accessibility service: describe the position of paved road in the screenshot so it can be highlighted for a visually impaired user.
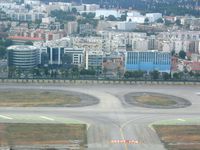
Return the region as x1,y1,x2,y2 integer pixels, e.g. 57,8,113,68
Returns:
0,84,200,150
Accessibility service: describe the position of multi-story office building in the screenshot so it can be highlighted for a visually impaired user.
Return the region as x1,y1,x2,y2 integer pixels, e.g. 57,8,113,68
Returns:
125,51,171,73
64,48,85,66
86,51,103,74
47,47,64,65
7,45,39,70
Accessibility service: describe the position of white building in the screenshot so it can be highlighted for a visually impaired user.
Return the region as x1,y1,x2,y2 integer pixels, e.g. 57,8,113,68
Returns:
42,17,56,24
24,0,41,5
127,11,141,17
95,9,121,19
64,48,85,66
127,16,146,23
46,2,72,14
157,31,200,53
83,4,100,11
127,12,162,23
85,51,103,72
100,31,147,51
117,22,136,31
72,37,103,52
145,13,162,23
67,21,78,35
132,38,148,51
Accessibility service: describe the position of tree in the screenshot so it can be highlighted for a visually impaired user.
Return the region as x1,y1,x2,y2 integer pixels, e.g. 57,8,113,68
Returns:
144,18,149,24
8,66,16,78
194,72,200,80
62,53,73,67
156,18,164,23
162,72,170,81
4,39,13,47
164,19,172,26
31,68,41,77
82,12,87,18
120,14,127,21
173,72,184,80
87,12,96,19
150,70,160,80
71,8,77,15
179,50,186,59
107,15,117,21
50,10,76,22
0,46,6,59
0,39,13,59
44,67,49,77
171,50,175,56
80,69,95,76
124,70,145,79
103,67,108,78
124,71,131,79
173,72,180,80
16,69,22,78
175,19,181,26
71,65,79,79
100,15,104,20
189,71,194,77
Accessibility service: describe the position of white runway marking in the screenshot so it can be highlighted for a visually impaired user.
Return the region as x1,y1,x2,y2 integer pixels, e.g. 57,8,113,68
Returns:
40,116,55,121
0,115,13,120
177,119,186,122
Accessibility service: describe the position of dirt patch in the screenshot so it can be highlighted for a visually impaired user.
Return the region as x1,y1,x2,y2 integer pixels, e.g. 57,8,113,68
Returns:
153,125,200,150
124,92,191,109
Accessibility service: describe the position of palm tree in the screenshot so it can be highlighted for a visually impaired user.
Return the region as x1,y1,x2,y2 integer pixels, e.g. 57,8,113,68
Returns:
103,67,108,78
16,69,22,78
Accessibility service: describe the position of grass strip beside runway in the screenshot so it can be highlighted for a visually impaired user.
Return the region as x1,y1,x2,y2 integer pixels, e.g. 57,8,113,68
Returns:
0,123,87,148
153,125,200,150
134,95,177,106
0,90,81,107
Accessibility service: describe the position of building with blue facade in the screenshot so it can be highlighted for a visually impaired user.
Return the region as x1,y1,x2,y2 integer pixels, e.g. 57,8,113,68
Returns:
125,51,171,73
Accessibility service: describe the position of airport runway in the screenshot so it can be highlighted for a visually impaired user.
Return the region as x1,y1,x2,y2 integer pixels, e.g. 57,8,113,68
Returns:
0,83,200,150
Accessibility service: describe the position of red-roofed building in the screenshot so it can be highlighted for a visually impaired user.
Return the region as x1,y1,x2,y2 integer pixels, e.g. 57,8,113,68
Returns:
8,36,43,45
9,28,66,43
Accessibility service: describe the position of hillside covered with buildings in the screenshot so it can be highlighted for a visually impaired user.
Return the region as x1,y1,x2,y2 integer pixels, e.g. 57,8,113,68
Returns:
0,0,199,80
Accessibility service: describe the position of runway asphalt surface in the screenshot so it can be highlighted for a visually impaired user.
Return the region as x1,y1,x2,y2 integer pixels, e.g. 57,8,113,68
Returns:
0,83,200,150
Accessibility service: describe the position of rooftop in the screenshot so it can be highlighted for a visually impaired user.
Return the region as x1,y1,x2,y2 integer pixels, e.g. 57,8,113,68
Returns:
7,45,38,51
8,36,43,41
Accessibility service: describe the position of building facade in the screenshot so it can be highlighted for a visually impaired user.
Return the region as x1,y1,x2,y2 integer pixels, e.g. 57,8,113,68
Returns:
64,48,85,66
86,51,103,74
47,47,64,65
125,51,171,73
7,45,39,70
